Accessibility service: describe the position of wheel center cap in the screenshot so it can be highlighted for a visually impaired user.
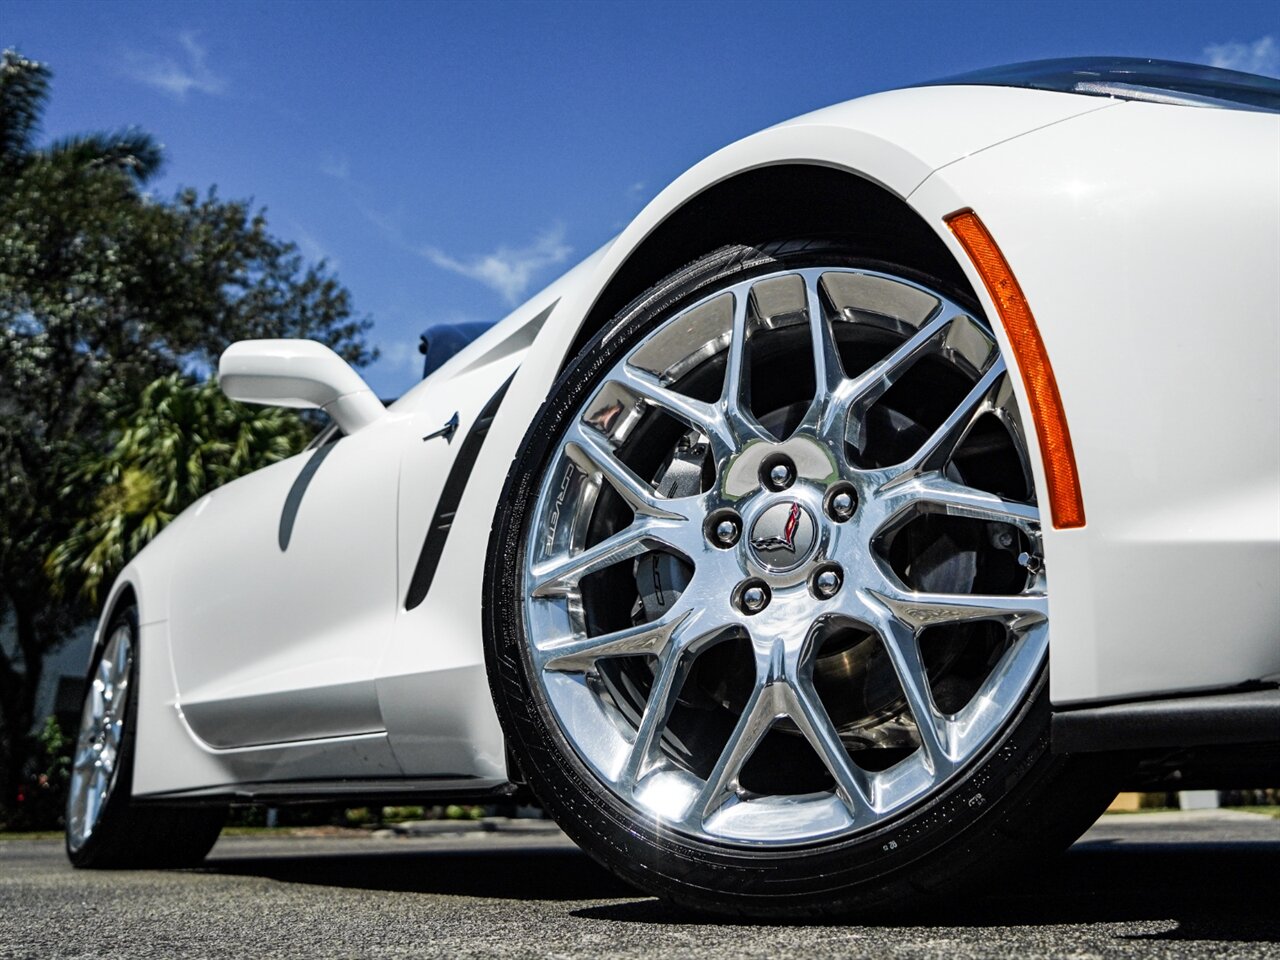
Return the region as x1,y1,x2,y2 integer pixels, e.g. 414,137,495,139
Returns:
748,500,817,572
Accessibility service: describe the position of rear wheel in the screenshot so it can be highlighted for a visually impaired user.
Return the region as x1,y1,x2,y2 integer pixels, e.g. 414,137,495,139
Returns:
485,240,1118,917
66,606,226,869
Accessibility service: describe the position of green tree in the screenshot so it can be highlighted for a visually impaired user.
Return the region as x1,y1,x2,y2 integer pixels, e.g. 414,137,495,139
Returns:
0,49,374,823
47,373,312,607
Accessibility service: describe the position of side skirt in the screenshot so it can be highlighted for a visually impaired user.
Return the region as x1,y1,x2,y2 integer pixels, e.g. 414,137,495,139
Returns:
136,776,515,807
1052,685,1280,754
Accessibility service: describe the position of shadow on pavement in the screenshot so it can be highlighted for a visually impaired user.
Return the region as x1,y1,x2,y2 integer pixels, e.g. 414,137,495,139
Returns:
206,838,1280,941
579,841,1280,941
206,843,636,902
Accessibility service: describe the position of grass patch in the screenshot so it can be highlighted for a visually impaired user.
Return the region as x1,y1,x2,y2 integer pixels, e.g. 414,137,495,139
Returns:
1104,805,1280,818
220,825,369,838
1235,806,1280,819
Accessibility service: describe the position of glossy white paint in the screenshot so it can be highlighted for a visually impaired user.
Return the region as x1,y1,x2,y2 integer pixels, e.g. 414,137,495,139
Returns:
91,82,1278,799
220,339,386,435
911,99,1280,703
169,413,403,743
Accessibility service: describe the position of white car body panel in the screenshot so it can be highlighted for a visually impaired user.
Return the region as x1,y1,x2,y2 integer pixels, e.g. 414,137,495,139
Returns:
89,83,1278,798
912,99,1280,703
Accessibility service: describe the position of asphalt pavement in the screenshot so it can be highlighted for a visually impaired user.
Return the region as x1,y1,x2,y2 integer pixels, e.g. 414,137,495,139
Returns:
1,810,1277,959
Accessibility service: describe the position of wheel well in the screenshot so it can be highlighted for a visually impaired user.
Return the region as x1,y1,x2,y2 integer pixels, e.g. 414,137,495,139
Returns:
105,584,138,635
563,163,975,364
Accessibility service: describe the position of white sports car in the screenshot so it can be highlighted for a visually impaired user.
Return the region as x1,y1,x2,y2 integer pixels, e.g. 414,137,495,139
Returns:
67,58,1279,918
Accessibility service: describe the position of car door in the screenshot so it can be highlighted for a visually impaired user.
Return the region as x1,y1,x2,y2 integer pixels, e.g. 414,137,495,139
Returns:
167,412,413,749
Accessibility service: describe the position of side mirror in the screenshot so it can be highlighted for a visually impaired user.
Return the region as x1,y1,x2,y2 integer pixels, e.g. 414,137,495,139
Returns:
219,339,385,435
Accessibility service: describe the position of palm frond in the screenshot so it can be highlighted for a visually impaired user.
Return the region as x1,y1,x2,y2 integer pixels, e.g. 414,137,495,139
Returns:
0,49,50,162
44,128,164,183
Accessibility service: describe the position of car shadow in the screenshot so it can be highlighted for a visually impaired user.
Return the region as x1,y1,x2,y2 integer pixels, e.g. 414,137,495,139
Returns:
581,840,1280,940
204,836,1280,941
205,841,636,903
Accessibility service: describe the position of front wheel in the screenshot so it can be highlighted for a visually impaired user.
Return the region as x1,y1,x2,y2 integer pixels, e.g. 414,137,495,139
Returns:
66,606,226,869
485,241,1118,917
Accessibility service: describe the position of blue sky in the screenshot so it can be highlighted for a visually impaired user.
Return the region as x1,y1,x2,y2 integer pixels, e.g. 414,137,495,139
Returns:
6,0,1278,396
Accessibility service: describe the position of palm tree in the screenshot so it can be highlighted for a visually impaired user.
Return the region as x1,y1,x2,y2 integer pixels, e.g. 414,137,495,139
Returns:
46,373,311,605
1,49,171,826
0,48,366,827
1,49,161,181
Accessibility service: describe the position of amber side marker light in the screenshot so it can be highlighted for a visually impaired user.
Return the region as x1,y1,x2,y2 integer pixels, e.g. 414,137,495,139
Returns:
945,209,1086,529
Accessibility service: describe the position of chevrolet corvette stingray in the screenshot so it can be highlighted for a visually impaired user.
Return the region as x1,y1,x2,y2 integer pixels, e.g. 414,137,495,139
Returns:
66,58,1280,918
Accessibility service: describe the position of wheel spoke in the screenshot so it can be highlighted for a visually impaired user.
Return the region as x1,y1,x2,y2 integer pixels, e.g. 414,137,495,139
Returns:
616,615,708,789
722,289,751,414
784,678,874,817
695,687,779,821
82,775,103,834
81,683,105,734
799,274,854,440
529,517,682,598
843,308,956,450
805,275,845,396
950,623,1048,757
695,643,787,820
719,289,770,445
540,607,691,673
877,588,1048,629
863,599,952,770
896,358,1006,476
616,365,734,457
106,684,130,725
69,769,90,830
900,473,1039,530
107,635,131,688
95,654,113,690
73,741,98,771
565,422,687,520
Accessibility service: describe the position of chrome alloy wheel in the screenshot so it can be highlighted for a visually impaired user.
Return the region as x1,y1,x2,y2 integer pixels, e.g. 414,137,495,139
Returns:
66,624,133,852
523,266,1047,846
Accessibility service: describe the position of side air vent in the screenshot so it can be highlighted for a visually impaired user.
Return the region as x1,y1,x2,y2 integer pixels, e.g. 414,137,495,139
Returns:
404,374,515,610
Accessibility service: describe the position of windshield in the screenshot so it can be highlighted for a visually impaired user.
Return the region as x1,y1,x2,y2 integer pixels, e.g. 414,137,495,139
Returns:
919,57,1280,114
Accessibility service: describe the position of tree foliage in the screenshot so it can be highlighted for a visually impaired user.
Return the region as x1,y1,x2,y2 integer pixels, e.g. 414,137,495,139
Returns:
0,49,374,824
46,374,312,606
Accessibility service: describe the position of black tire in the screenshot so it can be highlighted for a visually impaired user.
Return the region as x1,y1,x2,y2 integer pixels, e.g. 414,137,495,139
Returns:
66,605,226,869
484,240,1121,918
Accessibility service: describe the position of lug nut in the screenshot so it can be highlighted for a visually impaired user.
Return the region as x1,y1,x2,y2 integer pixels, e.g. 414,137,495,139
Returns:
706,511,742,548
813,567,843,599
761,455,796,491
829,490,855,522
737,581,770,614
742,585,768,612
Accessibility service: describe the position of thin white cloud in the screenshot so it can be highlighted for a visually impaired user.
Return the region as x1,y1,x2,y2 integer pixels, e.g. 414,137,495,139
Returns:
355,200,405,245
1203,35,1279,77
380,339,424,375
320,153,350,179
125,31,226,98
421,225,571,305
290,222,338,270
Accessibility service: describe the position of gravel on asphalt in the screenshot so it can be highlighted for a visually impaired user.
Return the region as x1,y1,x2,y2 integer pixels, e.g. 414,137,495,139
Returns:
1,810,1277,959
